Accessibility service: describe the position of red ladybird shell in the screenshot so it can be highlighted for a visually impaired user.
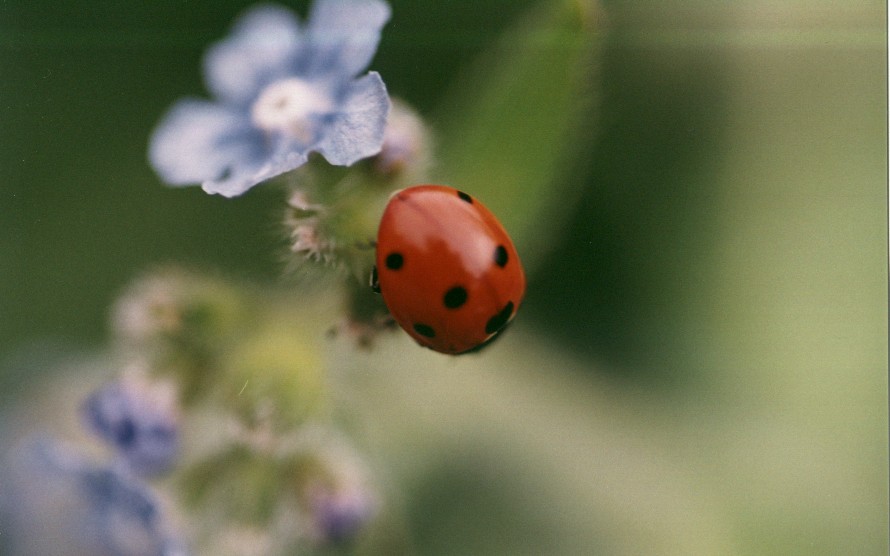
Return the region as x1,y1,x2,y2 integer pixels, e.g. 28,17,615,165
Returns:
375,185,526,354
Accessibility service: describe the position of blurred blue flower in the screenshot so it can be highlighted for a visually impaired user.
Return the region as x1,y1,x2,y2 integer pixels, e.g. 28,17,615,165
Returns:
308,483,377,544
149,0,392,197
2,438,184,556
83,376,180,476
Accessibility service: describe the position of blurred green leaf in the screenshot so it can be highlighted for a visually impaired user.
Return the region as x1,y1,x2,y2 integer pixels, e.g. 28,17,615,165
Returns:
433,0,601,269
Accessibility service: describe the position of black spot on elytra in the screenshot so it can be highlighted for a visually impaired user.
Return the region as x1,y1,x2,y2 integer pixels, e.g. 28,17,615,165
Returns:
494,245,508,267
385,252,403,270
413,323,435,338
457,190,473,203
443,286,468,309
485,301,514,335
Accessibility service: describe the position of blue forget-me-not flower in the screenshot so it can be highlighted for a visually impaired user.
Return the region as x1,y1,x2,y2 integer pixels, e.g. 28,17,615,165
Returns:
82,374,180,476
150,0,392,197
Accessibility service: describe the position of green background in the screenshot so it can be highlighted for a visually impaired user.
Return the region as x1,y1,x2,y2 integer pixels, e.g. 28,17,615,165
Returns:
1,0,887,553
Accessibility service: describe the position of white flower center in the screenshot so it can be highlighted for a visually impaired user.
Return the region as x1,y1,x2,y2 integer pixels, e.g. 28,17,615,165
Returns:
251,78,334,141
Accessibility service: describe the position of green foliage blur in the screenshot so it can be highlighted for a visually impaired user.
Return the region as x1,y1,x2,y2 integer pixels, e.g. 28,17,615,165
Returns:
1,0,886,554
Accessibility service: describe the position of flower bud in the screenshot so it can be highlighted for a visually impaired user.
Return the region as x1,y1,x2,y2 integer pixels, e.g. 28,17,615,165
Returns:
373,98,430,179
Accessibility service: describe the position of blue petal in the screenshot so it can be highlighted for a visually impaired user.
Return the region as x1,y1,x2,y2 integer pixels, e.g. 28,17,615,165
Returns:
201,136,309,197
80,467,158,527
203,4,304,106
304,0,391,79
6,438,178,556
149,99,265,189
315,71,390,165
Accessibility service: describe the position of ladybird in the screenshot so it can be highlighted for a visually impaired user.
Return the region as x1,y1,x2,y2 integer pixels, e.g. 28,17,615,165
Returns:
374,185,526,354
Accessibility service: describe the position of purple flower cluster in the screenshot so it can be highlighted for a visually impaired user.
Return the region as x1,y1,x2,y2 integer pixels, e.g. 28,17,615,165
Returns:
82,375,180,476
3,439,184,556
0,375,184,554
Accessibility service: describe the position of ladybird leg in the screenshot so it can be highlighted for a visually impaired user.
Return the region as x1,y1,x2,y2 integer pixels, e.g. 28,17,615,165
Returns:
353,239,377,250
369,265,381,293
